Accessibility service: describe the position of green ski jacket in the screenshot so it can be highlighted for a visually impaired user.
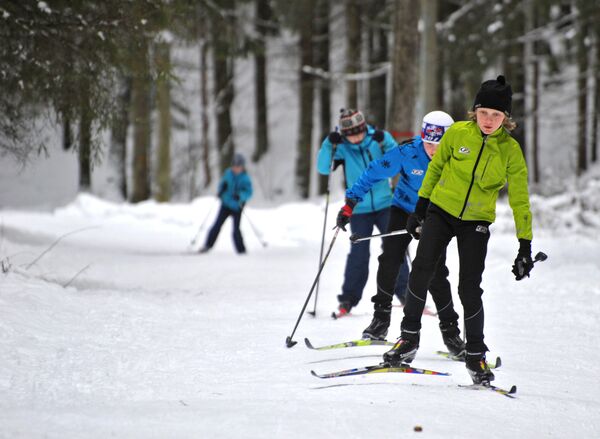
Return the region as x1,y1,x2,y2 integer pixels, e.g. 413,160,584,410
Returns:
419,121,533,240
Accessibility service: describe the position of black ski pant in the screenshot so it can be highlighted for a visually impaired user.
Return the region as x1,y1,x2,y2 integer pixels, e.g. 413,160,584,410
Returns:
401,204,491,355
204,204,246,253
373,206,459,326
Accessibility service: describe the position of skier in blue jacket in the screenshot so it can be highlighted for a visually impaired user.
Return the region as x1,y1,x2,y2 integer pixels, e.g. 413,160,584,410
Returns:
317,109,406,316
338,111,466,358
200,153,253,254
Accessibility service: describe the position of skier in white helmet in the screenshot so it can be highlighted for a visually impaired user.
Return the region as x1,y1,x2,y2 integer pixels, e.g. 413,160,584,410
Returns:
340,110,464,357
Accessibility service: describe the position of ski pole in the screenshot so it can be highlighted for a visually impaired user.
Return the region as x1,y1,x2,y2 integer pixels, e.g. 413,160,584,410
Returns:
309,140,338,317
242,209,267,248
190,201,217,246
349,229,410,243
286,227,341,348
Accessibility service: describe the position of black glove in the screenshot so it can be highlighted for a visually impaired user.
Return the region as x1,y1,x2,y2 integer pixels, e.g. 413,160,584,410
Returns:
328,131,342,144
512,239,534,281
218,182,228,197
372,130,385,142
406,197,430,240
336,198,357,231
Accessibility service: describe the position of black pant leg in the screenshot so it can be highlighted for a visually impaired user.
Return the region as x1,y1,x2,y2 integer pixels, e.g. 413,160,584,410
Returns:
427,250,459,324
372,206,411,309
401,205,453,333
455,220,491,354
204,204,231,248
232,209,246,253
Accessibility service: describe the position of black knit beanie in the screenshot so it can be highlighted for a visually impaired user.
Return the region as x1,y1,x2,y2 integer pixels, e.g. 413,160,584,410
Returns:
472,75,513,116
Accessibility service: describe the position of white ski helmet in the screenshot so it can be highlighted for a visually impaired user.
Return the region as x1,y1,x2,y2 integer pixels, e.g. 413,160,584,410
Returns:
421,111,454,144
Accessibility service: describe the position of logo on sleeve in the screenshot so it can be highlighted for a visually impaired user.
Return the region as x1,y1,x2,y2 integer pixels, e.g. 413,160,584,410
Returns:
475,225,488,234
458,146,470,154
411,169,424,176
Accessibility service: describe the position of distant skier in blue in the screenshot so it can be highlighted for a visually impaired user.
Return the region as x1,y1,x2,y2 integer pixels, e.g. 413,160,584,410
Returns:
200,153,253,254
338,111,466,359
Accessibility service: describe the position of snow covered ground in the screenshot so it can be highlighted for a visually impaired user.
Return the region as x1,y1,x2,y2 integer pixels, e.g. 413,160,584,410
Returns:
1,194,599,438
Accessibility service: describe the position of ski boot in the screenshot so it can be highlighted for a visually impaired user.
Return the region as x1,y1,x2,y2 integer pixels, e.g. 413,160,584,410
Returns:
466,353,495,384
362,304,391,340
382,331,419,365
439,321,466,360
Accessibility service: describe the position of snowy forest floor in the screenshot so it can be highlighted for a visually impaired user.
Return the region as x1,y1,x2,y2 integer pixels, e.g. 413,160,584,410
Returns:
1,194,599,438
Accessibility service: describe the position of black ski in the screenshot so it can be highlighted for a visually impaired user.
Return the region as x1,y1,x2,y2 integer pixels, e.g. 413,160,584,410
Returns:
436,351,502,369
458,383,517,398
311,363,450,379
305,337,393,350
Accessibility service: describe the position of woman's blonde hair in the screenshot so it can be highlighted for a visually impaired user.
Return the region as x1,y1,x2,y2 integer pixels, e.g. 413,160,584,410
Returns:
468,110,517,131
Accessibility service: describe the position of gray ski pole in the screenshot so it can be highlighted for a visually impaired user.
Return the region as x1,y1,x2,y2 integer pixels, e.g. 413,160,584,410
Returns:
190,201,217,247
349,229,410,243
286,227,341,348
242,209,267,248
309,141,338,317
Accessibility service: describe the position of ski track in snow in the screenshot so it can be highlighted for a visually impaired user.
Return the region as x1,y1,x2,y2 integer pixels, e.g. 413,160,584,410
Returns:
1,194,599,438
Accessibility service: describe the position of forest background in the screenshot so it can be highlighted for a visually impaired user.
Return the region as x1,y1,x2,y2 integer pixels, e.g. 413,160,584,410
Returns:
1,0,599,208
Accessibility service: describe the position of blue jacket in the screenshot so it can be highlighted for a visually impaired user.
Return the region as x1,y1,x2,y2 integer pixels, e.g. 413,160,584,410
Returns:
317,126,396,214
218,168,253,211
346,136,431,214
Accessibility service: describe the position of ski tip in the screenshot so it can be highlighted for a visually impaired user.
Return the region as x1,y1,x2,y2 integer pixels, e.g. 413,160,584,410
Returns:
310,370,321,378
509,385,517,394
304,338,314,349
331,312,337,320
495,356,502,368
285,337,297,348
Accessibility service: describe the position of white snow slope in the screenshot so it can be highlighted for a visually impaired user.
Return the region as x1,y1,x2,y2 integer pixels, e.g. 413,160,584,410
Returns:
1,194,599,438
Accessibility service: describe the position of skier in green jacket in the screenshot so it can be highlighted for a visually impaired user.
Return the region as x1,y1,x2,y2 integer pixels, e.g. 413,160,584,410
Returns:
383,75,535,385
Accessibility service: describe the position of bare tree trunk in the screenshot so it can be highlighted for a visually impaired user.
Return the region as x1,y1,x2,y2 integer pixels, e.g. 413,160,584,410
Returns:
296,0,316,198
252,0,271,163
211,0,237,174
155,41,171,202
367,2,388,129
110,76,131,199
418,0,439,120
524,0,540,184
197,10,212,191
576,2,588,176
592,20,600,164
78,78,92,191
316,0,331,194
63,118,72,151
388,0,419,138
345,0,361,108
130,38,151,203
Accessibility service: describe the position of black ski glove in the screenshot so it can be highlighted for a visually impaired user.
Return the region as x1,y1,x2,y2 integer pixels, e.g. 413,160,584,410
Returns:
512,239,534,281
328,131,342,144
372,130,385,142
336,198,357,231
406,197,430,240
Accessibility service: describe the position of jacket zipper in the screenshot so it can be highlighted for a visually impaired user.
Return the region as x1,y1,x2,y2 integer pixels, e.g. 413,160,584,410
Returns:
458,135,487,219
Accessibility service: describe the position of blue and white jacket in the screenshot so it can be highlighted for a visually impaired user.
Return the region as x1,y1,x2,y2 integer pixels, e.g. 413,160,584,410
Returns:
346,136,431,214
317,126,396,214
218,168,253,212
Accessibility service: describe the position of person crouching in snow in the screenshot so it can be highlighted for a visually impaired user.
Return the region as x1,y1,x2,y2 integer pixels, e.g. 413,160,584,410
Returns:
200,153,253,254
383,75,534,385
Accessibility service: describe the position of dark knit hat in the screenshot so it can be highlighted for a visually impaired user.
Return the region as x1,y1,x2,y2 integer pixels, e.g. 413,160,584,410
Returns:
339,109,367,136
232,153,246,167
472,75,513,116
